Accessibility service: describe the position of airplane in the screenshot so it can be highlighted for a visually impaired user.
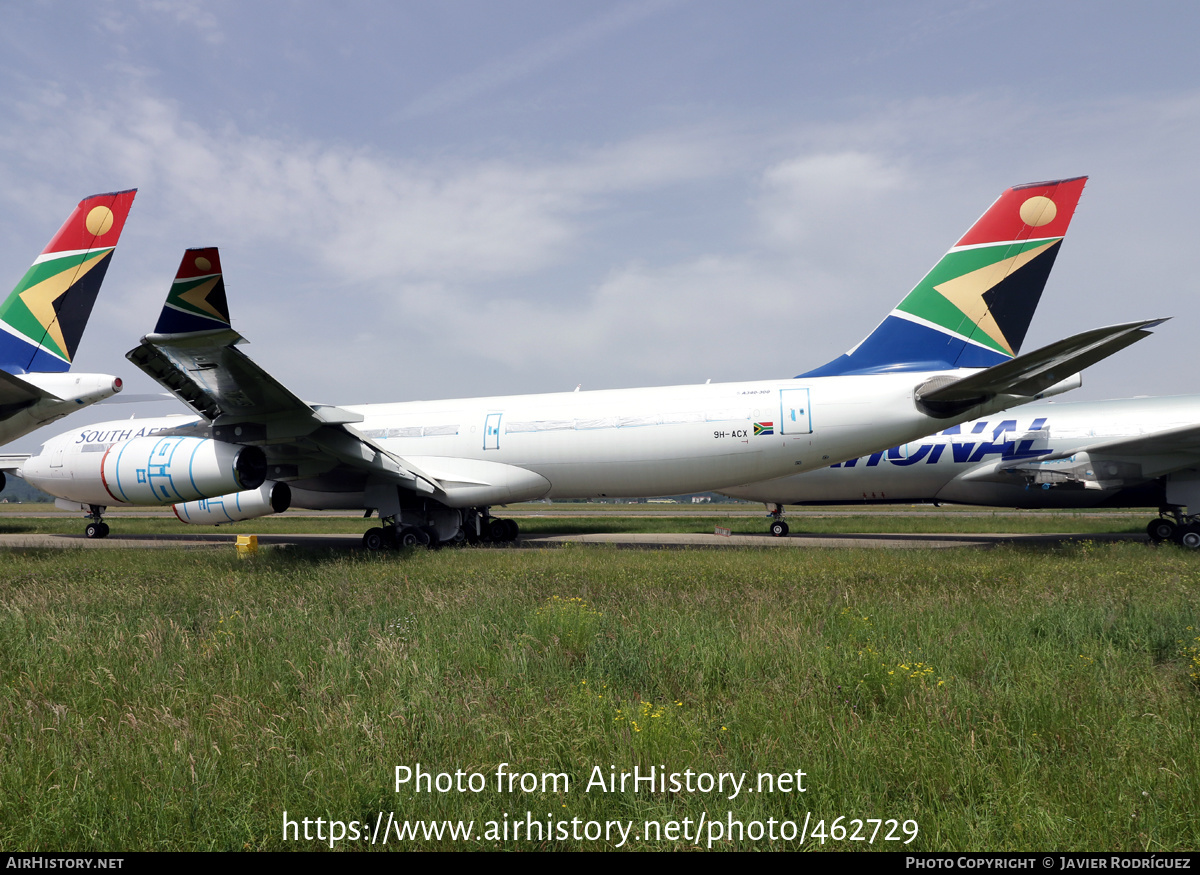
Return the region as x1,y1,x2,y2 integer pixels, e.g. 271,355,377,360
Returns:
9,177,1166,546
719,395,1200,547
0,189,136,498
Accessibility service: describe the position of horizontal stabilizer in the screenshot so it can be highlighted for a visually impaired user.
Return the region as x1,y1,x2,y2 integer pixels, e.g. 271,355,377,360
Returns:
0,453,31,470
0,369,55,410
916,318,1166,416
96,392,176,404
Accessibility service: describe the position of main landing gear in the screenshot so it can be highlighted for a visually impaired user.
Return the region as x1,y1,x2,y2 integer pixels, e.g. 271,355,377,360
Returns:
361,507,520,551
766,503,789,537
362,521,446,550
1146,508,1200,549
480,516,520,544
84,505,110,539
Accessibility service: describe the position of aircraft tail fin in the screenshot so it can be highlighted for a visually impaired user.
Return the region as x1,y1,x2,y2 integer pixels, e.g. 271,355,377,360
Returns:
800,176,1087,377
152,247,233,335
0,189,137,374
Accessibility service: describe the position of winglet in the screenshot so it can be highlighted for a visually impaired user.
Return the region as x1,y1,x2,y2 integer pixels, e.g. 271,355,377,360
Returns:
801,177,1087,377
153,247,232,335
0,189,137,373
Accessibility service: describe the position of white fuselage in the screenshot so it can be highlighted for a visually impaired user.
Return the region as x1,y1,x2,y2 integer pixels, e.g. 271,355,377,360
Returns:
19,369,1056,509
720,395,1200,509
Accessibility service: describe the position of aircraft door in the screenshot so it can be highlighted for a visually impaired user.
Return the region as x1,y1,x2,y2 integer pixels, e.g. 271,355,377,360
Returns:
780,388,812,435
483,413,502,450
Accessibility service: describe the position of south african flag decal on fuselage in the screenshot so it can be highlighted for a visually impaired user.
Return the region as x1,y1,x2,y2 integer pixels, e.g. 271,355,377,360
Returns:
754,422,774,436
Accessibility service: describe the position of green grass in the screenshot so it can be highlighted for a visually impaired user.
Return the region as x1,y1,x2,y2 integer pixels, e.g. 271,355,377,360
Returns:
1,542,1197,851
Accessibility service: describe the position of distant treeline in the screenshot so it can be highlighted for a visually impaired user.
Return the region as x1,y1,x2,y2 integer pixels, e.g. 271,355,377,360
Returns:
0,477,53,503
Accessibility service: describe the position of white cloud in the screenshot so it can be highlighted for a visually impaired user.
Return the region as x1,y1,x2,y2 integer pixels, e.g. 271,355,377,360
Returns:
757,151,909,248
2,88,729,288
364,252,862,394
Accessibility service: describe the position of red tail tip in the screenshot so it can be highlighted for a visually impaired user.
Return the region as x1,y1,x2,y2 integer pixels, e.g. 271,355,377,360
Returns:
956,176,1087,248
42,189,137,255
175,247,222,279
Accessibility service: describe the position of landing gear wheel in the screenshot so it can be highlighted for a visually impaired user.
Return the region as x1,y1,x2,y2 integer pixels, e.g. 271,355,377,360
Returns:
769,520,789,537
84,522,110,539
98,523,109,538
1174,523,1200,550
488,518,508,542
399,530,420,548
362,527,387,551
1147,518,1176,543
503,519,520,541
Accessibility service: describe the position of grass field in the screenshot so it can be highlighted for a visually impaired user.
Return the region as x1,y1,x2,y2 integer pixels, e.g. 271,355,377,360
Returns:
1,539,1197,851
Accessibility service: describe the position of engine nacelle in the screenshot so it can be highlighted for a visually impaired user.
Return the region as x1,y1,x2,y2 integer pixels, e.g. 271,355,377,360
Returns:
101,436,266,504
173,481,291,525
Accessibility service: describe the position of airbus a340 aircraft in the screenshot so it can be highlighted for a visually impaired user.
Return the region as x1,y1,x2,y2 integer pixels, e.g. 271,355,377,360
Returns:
721,395,1200,546
0,190,135,466
12,178,1164,546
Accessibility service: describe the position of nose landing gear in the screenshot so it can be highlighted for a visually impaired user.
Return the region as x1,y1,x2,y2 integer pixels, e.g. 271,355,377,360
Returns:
84,506,109,538
766,503,789,537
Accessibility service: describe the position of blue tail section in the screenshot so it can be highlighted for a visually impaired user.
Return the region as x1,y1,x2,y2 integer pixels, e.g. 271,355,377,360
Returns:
802,317,1015,377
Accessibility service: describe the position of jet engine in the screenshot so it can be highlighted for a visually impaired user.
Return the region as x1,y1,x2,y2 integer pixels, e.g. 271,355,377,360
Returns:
173,481,291,525
100,436,266,504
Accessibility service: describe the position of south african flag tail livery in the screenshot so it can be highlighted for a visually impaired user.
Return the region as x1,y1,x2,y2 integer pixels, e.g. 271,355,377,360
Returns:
802,177,1088,377
0,189,137,373
0,189,135,449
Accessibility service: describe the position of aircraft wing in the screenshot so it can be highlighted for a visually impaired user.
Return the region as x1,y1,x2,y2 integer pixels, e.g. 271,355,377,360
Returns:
1025,421,1200,463
916,319,1165,415
947,411,1200,491
127,326,334,438
126,248,444,496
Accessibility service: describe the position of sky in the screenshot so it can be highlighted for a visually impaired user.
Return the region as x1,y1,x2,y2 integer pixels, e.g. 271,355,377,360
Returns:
1,0,1198,451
